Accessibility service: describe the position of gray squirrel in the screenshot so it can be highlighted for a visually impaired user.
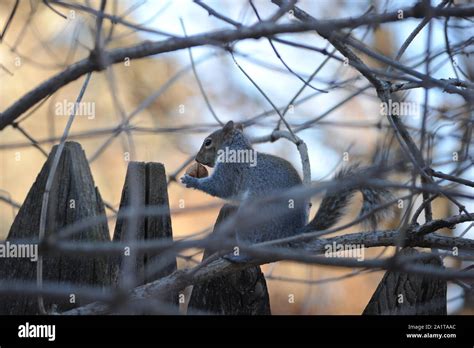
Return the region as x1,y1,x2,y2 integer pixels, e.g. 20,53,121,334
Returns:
181,121,392,262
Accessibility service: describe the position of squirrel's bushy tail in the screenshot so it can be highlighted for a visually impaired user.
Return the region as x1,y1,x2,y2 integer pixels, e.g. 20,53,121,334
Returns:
302,164,393,233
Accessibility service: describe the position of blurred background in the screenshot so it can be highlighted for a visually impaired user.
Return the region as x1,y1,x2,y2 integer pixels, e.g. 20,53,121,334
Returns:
0,0,472,314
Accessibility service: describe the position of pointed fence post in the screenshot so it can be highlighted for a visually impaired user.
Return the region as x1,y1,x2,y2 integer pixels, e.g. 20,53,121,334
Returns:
113,162,178,312
363,247,447,315
188,204,271,315
0,141,111,314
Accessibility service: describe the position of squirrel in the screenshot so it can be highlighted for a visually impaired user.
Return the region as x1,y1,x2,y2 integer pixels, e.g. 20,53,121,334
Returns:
181,121,393,262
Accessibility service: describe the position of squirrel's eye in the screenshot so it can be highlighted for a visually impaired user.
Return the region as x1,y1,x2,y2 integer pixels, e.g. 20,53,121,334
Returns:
204,138,212,147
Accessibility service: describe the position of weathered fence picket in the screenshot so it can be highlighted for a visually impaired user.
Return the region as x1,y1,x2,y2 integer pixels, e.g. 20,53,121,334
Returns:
363,247,447,315
188,204,271,315
113,161,178,312
0,142,111,314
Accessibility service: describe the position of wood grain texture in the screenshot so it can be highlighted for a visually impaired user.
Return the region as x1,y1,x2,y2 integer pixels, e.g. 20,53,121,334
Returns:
113,161,178,312
188,205,271,315
363,248,447,315
0,141,111,314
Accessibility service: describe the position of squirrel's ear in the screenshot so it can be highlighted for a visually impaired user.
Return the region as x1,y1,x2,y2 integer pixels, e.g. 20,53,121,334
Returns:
235,123,243,132
223,121,234,133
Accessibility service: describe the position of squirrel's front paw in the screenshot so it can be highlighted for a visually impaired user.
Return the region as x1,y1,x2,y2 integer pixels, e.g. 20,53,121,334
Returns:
180,174,198,188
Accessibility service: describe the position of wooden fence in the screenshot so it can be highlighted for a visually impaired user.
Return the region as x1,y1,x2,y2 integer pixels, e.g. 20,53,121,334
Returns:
0,141,447,315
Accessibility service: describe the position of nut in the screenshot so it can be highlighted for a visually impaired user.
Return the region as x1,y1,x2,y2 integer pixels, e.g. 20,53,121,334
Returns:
186,162,209,178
